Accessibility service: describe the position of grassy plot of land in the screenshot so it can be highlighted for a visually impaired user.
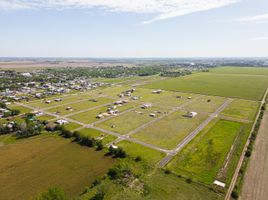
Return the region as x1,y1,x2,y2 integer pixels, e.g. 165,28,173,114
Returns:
96,106,170,135
167,120,245,184
27,91,99,109
117,140,165,165
183,95,226,113
132,110,208,150
76,128,117,145
47,97,113,116
62,122,82,131
8,104,33,113
144,73,268,100
137,91,196,108
221,99,259,121
69,102,137,124
0,134,115,200
36,114,55,121
210,66,268,76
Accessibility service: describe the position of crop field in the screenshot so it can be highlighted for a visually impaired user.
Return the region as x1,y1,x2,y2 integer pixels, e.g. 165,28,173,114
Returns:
144,73,268,100
132,110,208,150
167,120,249,184
210,66,268,76
0,134,115,200
221,99,259,121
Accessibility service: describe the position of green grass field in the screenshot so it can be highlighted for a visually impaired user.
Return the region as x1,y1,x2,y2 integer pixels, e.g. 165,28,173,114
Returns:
0,134,115,200
144,73,268,100
117,140,165,165
69,102,137,124
210,67,268,76
96,106,169,135
221,99,259,121
167,120,245,184
132,110,208,150
47,97,113,116
8,104,33,113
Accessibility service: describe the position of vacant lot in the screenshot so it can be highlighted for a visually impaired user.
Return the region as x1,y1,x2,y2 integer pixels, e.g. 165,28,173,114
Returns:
8,104,33,113
132,110,208,150
0,135,115,200
168,120,245,184
96,106,169,135
144,73,268,100
117,141,165,165
47,97,113,116
221,99,259,121
69,102,136,124
240,111,268,200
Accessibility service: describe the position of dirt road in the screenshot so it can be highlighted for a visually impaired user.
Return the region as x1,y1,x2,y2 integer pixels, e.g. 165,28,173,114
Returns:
240,110,268,200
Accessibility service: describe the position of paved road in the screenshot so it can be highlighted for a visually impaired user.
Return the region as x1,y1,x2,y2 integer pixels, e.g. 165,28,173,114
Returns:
158,98,233,167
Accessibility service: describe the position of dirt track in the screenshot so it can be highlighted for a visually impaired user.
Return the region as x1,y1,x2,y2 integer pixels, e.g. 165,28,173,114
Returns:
240,110,268,200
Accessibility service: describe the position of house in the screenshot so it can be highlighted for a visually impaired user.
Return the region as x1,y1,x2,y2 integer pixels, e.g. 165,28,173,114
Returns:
131,96,139,100
56,119,68,125
187,97,192,99
184,111,197,118
110,145,118,149
45,100,51,104
149,113,156,117
153,89,162,94
96,114,104,119
213,180,225,188
66,107,73,111
32,111,44,117
141,103,152,109
54,98,62,102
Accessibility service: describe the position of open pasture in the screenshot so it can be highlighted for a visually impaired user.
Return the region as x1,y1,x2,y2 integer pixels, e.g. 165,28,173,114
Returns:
69,102,137,124
47,97,113,116
167,120,246,184
96,106,170,135
144,73,268,100
221,99,259,121
0,134,115,200
132,110,208,150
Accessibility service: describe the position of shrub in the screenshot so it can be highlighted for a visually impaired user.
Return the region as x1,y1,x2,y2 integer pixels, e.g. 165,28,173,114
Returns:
33,187,68,200
164,169,171,174
186,178,192,184
135,155,142,162
231,190,239,199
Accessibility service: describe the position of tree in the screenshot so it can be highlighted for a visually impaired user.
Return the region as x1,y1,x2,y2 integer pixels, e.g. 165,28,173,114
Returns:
33,187,68,200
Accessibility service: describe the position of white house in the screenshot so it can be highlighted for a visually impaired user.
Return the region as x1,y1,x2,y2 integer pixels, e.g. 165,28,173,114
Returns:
56,119,68,125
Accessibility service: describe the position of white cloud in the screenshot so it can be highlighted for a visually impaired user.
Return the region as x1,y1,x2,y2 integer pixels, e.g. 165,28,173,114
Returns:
0,0,240,23
251,37,268,41
238,13,268,23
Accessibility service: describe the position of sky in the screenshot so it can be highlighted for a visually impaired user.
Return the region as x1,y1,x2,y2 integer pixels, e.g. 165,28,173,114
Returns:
0,0,268,58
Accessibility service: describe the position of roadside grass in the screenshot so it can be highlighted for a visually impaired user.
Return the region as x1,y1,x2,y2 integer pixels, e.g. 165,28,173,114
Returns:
69,102,137,124
96,106,169,135
132,110,208,150
47,97,113,116
117,140,166,165
0,134,115,200
144,73,268,100
167,120,245,185
210,66,268,76
8,104,33,113
183,95,226,113
221,99,260,121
